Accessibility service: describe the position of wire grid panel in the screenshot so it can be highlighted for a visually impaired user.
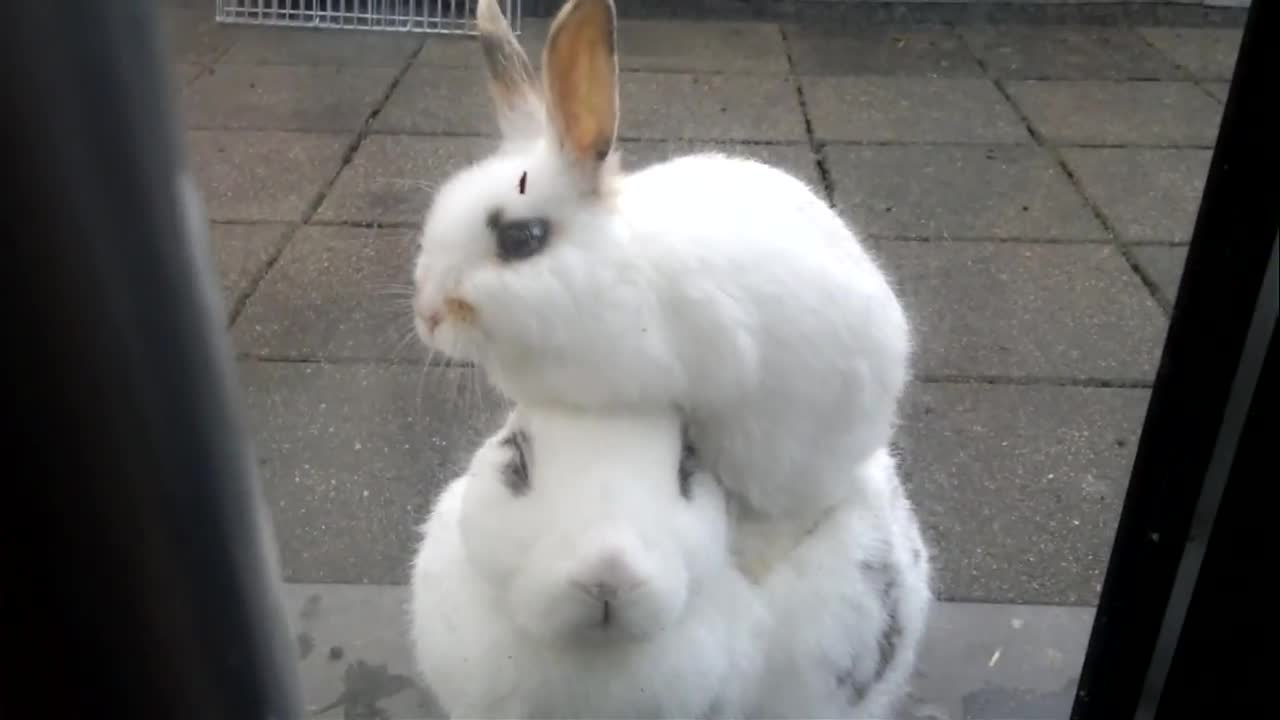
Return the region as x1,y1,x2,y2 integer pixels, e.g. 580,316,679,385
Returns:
215,1,522,34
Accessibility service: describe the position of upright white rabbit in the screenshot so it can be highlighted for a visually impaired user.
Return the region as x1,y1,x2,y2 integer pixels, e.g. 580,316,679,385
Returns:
411,0,912,551
408,406,767,719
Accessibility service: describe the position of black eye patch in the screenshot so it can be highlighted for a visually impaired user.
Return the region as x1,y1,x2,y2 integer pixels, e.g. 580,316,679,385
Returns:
487,211,551,262
500,429,531,496
678,428,697,501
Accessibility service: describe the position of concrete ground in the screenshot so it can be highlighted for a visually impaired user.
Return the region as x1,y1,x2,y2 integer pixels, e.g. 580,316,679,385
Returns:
159,3,1241,718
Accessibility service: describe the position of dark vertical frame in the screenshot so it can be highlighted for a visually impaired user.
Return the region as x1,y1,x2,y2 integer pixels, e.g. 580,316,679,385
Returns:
4,3,304,719
1070,0,1277,718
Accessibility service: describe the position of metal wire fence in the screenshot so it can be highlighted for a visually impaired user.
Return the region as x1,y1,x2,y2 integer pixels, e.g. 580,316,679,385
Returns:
215,0,522,34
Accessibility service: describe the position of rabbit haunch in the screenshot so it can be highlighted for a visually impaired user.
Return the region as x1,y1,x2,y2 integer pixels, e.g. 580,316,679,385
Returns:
412,0,911,548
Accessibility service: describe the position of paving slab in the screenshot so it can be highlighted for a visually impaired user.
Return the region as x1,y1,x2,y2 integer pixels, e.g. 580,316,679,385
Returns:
876,241,1166,380
416,19,548,68
374,66,497,135
208,222,294,322
803,77,1029,143
160,7,235,64
276,586,1094,719
1130,245,1189,309
962,26,1181,80
1138,26,1242,79
173,63,204,86
784,25,983,77
415,19,787,74
825,145,1106,240
186,130,351,222
316,135,495,225
618,73,808,142
379,69,806,142
1005,80,1222,146
233,226,423,362
182,65,397,132
1060,147,1211,243
615,20,789,74
219,26,422,66
898,381,1150,605
240,362,510,585
619,141,823,193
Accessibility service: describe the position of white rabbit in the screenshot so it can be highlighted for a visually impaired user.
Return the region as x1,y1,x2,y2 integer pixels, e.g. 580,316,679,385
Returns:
738,447,933,719
411,0,912,548
408,406,767,719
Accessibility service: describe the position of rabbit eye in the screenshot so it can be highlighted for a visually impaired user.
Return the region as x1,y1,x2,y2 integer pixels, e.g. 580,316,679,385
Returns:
490,213,551,262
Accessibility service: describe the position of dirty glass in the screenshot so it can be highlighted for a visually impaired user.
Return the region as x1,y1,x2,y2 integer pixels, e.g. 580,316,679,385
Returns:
158,0,1247,717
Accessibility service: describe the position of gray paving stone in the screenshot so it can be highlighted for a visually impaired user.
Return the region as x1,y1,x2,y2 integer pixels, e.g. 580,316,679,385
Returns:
1060,147,1211,243
160,8,235,63
876,241,1165,380
1130,245,1189,308
174,63,204,85
803,77,1029,143
186,130,351,222
1202,81,1230,102
963,26,1181,80
416,20,786,74
233,226,423,361
1138,27,1242,79
219,26,422,66
1005,81,1222,146
316,135,495,224
417,19,548,68
619,141,822,194
825,145,1106,240
182,65,397,132
619,73,808,141
785,25,983,77
239,362,510,584
898,382,1151,604
278,582,1095,720
614,20,788,74
379,69,806,142
374,66,497,135
208,222,293,322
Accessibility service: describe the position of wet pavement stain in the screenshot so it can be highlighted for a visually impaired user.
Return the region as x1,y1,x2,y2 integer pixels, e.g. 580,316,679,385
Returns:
297,631,315,660
312,659,416,720
300,593,323,622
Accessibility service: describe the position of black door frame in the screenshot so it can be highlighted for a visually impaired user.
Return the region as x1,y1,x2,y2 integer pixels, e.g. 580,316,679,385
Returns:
4,2,1275,719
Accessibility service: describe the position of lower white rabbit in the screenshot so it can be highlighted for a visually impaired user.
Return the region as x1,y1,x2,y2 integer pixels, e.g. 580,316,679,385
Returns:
738,447,933,719
408,406,767,719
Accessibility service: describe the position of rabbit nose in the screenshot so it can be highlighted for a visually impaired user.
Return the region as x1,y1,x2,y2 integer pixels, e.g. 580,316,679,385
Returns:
575,581,620,603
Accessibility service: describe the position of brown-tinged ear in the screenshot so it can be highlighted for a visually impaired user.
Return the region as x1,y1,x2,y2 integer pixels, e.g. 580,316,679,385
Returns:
542,0,619,177
476,0,543,141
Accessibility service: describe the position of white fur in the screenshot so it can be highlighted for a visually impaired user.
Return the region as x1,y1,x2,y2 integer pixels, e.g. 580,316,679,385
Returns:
739,447,933,719
413,2,911,547
409,407,932,719
409,407,767,719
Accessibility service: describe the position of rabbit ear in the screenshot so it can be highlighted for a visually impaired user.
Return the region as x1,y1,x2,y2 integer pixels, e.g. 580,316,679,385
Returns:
542,0,619,184
476,0,543,141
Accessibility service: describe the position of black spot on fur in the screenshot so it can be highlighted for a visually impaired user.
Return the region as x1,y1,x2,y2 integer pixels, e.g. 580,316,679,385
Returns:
678,426,698,500
501,429,531,496
836,558,903,705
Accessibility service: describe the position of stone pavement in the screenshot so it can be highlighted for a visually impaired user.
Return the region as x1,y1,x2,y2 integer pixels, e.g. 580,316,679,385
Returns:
159,3,1241,717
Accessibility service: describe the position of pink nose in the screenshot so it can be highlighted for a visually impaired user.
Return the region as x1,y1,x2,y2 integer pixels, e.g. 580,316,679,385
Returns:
425,311,443,333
